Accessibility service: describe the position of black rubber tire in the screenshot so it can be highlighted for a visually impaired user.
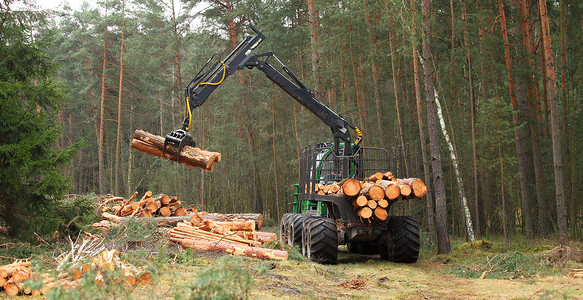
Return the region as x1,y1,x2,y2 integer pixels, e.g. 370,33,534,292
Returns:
288,214,310,246
379,216,420,263
304,217,338,264
301,217,320,257
279,213,294,244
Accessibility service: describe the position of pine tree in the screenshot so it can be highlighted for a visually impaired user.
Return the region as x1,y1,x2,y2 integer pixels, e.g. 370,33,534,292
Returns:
0,2,78,238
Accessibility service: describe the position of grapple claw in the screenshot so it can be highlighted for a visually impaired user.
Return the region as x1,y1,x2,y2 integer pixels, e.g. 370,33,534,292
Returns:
163,129,195,163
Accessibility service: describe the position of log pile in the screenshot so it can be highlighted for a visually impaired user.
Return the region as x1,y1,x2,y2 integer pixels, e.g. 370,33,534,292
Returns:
0,261,34,296
169,212,285,261
98,191,192,220
131,129,221,171
313,171,427,222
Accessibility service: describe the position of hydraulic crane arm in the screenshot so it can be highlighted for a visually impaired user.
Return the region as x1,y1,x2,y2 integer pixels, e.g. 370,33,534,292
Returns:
165,25,362,158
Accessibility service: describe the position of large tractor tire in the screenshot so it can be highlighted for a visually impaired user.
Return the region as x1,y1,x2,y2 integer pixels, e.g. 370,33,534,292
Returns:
303,217,338,264
288,214,310,246
379,216,420,263
301,217,320,257
279,213,294,244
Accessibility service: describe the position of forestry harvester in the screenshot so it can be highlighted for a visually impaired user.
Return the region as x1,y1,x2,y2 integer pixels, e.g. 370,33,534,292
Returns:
163,25,421,264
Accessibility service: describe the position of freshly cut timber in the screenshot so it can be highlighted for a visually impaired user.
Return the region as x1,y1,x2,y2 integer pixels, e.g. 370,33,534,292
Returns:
131,129,220,171
374,207,388,221
339,179,361,197
397,178,427,198
171,238,288,261
359,183,385,200
378,180,401,200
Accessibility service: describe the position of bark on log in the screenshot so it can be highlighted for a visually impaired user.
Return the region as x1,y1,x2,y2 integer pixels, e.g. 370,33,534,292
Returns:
171,237,288,261
397,178,427,198
359,184,385,200
377,180,401,200
132,130,218,170
201,213,263,230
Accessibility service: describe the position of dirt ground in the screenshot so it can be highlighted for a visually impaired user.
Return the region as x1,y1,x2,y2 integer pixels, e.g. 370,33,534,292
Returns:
154,245,583,300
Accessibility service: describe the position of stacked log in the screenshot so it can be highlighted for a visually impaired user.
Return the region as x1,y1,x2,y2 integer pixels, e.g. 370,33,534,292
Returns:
168,212,285,261
100,191,190,219
131,129,221,171
0,262,33,296
311,171,427,222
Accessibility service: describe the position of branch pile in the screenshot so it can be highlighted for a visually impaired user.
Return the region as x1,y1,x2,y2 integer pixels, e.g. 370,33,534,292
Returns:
0,247,152,296
313,171,427,222
169,212,286,261
131,129,221,171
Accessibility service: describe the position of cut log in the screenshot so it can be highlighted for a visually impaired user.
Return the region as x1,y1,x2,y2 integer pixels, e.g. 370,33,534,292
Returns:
353,195,368,208
3,279,20,296
383,171,393,179
173,207,187,216
397,178,427,198
340,179,362,197
254,231,278,243
160,194,171,205
357,207,373,219
359,184,385,200
132,130,218,171
116,191,138,216
368,172,384,181
367,200,378,210
171,238,288,261
202,213,263,230
378,180,401,200
328,183,340,194
399,184,412,197
378,199,389,208
212,220,256,231
138,211,153,218
374,208,388,221
159,206,172,217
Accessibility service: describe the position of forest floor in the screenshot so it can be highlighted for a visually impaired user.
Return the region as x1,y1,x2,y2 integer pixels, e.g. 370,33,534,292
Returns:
1,223,582,299
149,231,583,300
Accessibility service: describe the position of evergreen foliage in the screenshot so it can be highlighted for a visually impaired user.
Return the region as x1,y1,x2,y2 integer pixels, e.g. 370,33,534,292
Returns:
0,1,80,239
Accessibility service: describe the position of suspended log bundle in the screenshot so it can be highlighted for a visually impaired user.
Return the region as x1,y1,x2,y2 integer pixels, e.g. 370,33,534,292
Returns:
168,212,285,261
311,171,427,222
131,129,221,171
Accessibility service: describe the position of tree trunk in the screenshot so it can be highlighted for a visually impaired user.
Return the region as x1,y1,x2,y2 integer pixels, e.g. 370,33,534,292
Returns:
421,0,450,254
307,0,321,95
517,0,545,237
434,89,475,242
99,35,107,195
539,0,567,245
115,1,125,195
498,0,533,238
271,90,280,219
411,0,435,243
365,3,384,146
461,0,480,238
389,29,409,177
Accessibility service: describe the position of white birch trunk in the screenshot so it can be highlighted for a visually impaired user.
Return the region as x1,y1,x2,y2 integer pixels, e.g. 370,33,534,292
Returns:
434,89,476,241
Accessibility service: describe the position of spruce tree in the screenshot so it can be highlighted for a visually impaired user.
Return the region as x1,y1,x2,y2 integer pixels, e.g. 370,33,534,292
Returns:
0,2,78,239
